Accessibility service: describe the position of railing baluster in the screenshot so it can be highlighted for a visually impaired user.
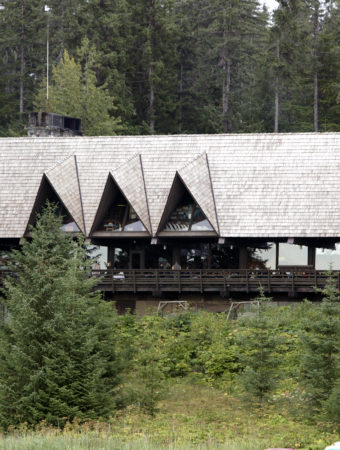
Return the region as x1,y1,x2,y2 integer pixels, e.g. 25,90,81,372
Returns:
133,270,136,293
200,269,203,293
178,271,181,293
268,269,271,293
223,270,227,295
156,269,159,292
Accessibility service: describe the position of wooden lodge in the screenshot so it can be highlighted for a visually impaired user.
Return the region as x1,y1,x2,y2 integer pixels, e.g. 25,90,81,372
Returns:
1,130,340,312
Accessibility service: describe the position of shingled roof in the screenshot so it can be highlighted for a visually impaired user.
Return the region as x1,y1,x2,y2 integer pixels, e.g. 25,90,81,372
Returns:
1,133,340,239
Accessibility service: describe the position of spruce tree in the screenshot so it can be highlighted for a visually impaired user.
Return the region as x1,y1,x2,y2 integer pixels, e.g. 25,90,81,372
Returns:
0,204,122,428
299,272,340,414
237,289,280,406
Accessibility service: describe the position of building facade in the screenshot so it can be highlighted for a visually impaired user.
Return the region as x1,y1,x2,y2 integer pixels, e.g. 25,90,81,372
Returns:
1,133,340,310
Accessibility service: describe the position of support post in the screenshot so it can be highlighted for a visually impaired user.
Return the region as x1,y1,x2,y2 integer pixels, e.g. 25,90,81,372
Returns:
308,247,316,268
239,246,248,269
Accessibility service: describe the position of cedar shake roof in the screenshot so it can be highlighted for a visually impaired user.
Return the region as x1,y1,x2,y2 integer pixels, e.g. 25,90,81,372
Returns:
178,153,219,233
1,133,340,239
45,155,85,233
110,154,152,234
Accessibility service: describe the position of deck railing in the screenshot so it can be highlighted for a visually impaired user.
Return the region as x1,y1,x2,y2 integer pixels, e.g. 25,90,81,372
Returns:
91,268,339,295
1,268,338,295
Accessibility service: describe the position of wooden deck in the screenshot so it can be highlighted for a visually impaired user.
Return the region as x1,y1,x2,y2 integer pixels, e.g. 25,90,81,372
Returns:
92,268,338,296
1,268,337,297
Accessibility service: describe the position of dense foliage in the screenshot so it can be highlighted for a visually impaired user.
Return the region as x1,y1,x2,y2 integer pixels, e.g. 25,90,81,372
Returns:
0,206,340,431
0,205,123,428
0,0,339,136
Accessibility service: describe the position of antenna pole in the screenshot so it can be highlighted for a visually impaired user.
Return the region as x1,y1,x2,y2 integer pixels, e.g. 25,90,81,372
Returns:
45,5,50,101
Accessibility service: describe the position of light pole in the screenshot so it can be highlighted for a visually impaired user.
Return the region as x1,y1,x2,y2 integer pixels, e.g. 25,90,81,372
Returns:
44,5,50,102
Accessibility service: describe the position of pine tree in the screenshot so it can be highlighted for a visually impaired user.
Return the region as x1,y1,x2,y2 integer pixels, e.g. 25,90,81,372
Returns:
0,0,46,134
0,203,123,428
299,272,340,413
237,289,280,406
77,0,138,134
317,0,340,131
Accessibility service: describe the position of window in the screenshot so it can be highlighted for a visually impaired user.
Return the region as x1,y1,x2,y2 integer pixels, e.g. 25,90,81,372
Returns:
316,244,340,270
248,243,276,269
278,244,308,266
164,192,213,232
98,191,146,232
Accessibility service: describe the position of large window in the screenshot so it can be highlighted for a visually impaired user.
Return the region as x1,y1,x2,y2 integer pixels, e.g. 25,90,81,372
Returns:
98,191,146,232
164,193,213,232
316,244,340,270
248,243,276,269
36,194,79,232
278,243,308,266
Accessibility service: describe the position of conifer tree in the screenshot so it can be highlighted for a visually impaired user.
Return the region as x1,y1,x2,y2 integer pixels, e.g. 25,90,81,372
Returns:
299,272,340,413
237,289,280,406
0,204,122,428
34,46,122,136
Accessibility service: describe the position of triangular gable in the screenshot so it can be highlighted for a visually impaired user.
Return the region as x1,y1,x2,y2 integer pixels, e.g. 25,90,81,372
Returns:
178,153,219,233
25,175,81,234
111,154,152,234
90,172,150,234
45,155,85,233
157,172,216,234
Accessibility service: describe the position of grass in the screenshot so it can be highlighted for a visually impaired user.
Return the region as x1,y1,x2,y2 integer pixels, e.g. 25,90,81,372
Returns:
0,379,338,449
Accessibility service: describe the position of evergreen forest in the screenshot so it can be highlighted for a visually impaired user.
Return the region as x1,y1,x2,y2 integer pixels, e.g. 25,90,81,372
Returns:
0,0,339,137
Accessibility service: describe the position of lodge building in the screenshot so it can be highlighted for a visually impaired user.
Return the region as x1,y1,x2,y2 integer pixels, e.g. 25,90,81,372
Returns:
1,123,340,312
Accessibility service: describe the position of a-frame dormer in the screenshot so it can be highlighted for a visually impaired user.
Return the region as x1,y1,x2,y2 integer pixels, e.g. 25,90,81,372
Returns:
157,174,216,235
90,174,149,236
25,175,81,234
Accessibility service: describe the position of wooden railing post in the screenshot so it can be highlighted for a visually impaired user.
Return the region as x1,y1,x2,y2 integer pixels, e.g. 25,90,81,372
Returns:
268,270,271,293
246,269,249,293
178,270,181,293
200,269,203,293
156,269,159,292
223,270,227,295
133,270,136,293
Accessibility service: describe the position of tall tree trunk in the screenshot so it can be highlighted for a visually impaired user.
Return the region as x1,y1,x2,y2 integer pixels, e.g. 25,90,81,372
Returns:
148,65,155,132
148,0,155,133
178,62,183,133
222,55,231,133
274,37,280,133
313,0,319,132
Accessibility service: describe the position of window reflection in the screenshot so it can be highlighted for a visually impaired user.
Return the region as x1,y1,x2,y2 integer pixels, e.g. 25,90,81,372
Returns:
112,248,129,269
99,191,146,232
279,244,308,266
248,243,276,269
164,200,193,231
164,194,213,232
316,244,340,270
124,206,146,231
180,244,210,269
40,195,79,233
191,206,213,231
61,221,79,232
